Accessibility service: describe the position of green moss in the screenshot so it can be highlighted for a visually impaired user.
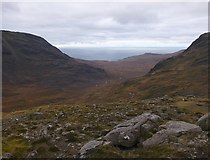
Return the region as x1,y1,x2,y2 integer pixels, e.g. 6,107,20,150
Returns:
175,100,208,114
3,136,31,157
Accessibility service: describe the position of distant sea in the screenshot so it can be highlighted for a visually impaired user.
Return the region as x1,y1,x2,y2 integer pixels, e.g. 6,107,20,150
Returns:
60,47,184,61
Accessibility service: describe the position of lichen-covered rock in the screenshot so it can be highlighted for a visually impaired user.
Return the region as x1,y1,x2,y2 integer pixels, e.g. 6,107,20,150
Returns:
143,121,202,148
197,113,209,131
104,113,162,147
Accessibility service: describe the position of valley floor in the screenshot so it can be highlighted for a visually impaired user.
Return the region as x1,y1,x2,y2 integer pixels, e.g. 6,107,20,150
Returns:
2,95,209,158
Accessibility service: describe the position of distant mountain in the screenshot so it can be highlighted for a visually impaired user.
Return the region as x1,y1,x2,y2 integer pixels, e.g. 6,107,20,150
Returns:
2,30,107,87
84,33,208,103
2,30,107,111
119,33,208,99
78,51,182,81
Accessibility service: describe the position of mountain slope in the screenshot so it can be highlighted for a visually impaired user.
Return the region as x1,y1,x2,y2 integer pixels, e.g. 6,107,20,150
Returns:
2,30,107,87
78,51,182,81
2,30,107,111
119,33,208,99
85,33,208,102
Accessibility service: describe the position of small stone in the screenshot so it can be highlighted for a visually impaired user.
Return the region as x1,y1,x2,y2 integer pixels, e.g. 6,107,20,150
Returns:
3,153,13,158
55,137,61,140
26,150,38,158
62,131,70,136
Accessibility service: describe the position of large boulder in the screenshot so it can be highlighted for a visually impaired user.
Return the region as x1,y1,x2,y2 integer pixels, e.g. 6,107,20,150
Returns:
143,121,202,148
197,113,209,131
104,126,139,147
113,112,161,129
104,113,162,147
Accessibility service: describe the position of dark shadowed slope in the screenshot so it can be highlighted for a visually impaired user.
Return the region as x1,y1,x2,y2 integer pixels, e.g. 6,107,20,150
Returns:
2,30,107,87
2,30,108,111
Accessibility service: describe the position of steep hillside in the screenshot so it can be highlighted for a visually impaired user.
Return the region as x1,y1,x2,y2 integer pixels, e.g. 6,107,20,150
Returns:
78,51,182,81
85,33,208,102
119,32,208,99
2,30,107,111
2,30,107,87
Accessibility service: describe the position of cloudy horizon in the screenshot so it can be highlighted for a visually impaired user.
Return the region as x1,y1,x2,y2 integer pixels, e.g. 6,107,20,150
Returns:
2,2,208,60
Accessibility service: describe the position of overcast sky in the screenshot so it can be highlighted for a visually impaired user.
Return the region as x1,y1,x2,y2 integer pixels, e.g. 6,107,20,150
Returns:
1,2,209,59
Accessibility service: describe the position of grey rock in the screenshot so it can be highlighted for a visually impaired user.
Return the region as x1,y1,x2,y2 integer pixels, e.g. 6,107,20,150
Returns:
56,111,65,119
197,113,209,131
143,121,202,148
29,112,44,120
26,150,38,158
165,121,202,134
142,129,169,147
47,124,53,130
62,131,70,136
2,153,13,159
55,137,61,140
78,140,104,158
114,112,161,129
55,127,63,134
104,113,162,147
105,126,139,147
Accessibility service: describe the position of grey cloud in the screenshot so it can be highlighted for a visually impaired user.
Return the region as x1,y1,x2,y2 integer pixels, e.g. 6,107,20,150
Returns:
1,2,208,51
2,2,20,13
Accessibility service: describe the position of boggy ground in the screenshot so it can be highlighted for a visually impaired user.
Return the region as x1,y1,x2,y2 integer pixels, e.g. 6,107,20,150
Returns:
2,95,209,158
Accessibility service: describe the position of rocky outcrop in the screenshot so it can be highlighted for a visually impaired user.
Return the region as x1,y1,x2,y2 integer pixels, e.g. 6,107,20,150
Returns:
143,121,202,148
78,113,206,158
197,113,209,131
104,113,162,147
78,113,162,158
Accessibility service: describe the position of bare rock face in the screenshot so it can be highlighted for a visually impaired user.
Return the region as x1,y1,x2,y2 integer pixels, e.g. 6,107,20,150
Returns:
197,113,209,131
143,121,202,148
104,113,162,147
